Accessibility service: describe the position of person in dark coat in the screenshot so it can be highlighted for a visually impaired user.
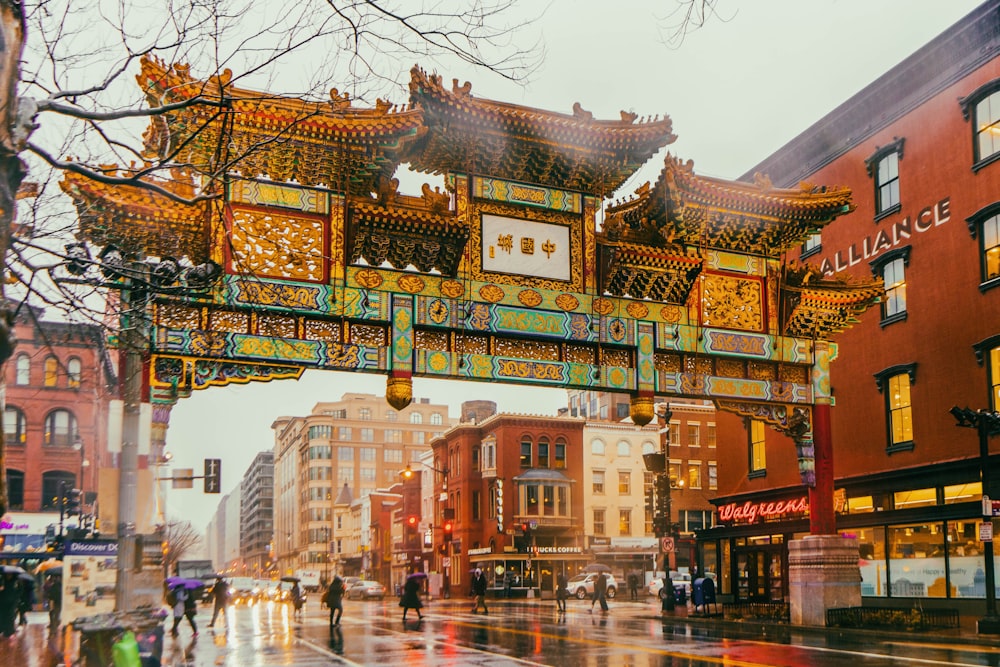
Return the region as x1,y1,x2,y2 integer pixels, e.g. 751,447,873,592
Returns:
290,582,304,620
627,572,639,600
18,575,35,625
183,585,198,635
43,573,62,632
555,572,568,613
399,576,423,621
0,571,22,637
590,572,609,612
470,568,488,615
324,576,345,627
209,577,229,629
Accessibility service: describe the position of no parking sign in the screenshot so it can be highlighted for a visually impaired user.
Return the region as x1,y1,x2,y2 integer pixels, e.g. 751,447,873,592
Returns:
660,537,675,553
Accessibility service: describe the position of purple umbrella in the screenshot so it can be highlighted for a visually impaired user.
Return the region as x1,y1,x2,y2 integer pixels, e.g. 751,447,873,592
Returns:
406,572,428,580
165,576,203,590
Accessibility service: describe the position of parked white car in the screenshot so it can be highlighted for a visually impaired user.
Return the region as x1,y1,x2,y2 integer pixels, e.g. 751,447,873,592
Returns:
567,573,618,600
648,571,691,599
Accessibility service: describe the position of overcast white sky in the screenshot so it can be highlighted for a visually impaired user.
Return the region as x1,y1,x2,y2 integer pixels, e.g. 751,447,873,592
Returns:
162,1,984,528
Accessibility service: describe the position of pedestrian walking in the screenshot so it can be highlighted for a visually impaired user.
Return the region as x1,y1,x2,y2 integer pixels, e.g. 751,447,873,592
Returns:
209,577,229,629
18,575,35,625
43,573,61,633
290,582,304,620
324,575,345,627
399,575,423,621
590,572,609,612
470,568,488,615
555,573,568,613
0,570,22,638
169,584,197,636
627,572,639,601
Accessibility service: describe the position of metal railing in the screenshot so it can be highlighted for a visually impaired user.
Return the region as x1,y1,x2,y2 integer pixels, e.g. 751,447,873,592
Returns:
826,606,960,630
722,602,790,622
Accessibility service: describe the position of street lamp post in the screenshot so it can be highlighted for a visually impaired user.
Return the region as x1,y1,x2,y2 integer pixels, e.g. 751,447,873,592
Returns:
400,461,451,596
950,406,1000,634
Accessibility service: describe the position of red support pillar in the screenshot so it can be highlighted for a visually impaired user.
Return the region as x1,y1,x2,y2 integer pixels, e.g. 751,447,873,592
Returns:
808,402,836,535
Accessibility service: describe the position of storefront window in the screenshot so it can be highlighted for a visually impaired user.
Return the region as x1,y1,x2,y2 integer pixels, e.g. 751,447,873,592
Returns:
888,522,945,597
893,488,936,510
847,496,874,514
947,520,986,598
720,540,731,595
856,527,887,597
943,482,982,504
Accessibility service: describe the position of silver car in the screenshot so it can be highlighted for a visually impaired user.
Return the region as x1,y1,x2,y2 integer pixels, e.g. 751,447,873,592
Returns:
567,573,617,600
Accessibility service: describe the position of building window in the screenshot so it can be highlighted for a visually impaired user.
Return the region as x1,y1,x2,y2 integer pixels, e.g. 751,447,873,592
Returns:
687,424,700,447
687,461,702,489
359,428,374,442
360,468,376,482
360,447,375,462
413,431,425,444
708,462,717,490
44,409,78,447
337,426,352,440
706,424,716,448
749,420,766,477
616,402,630,419
41,471,76,509
337,468,354,484
482,440,496,470
410,412,423,424
618,509,632,536
667,422,680,446
385,410,397,422
430,412,443,425
308,445,331,459
801,232,821,258
554,438,567,469
520,437,532,467
591,438,605,455
593,509,605,536
472,490,481,521
14,354,29,385
875,363,916,452
4,406,25,444
537,437,549,468
308,425,332,439
6,469,23,510
44,356,58,387
668,460,682,487
617,471,630,495
616,440,630,457
644,472,655,534
67,357,82,388
338,446,354,461
966,203,1000,289
961,80,1000,168
385,429,402,443
870,246,910,326
358,407,371,421
865,138,903,218
592,470,605,495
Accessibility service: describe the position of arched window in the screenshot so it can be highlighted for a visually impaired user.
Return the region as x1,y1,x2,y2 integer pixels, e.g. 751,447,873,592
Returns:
642,441,656,455
385,410,398,422
44,409,78,447
554,438,567,469
67,357,82,388
44,356,59,387
6,469,23,510
617,440,631,457
358,407,371,421
41,471,77,509
591,438,606,456
537,436,550,468
4,406,26,444
520,436,533,467
410,412,423,424
430,412,443,425
15,354,29,385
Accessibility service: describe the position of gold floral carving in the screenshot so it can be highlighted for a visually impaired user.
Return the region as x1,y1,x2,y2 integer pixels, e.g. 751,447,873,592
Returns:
349,323,387,347
716,358,745,378
157,304,202,330
654,353,682,373
592,298,614,315
415,330,449,351
210,310,250,333
685,356,714,376
565,344,595,364
496,338,560,362
701,274,763,331
780,364,809,385
479,284,505,303
555,293,580,311
517,289,543,308
257,314,297,339
626,302,649,319
303,319,341,342
355,269,384,289
601,348,631,368
455,334,489,355
440,280,464,298
748,361,777,381
397,274,426,294
230,206,325,282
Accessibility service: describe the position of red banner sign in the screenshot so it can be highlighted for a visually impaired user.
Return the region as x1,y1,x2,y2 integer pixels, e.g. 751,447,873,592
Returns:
718,496,809,524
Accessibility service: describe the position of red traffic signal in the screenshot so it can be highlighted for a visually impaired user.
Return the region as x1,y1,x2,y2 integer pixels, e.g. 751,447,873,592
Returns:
442,521,453,539
406,515,418,528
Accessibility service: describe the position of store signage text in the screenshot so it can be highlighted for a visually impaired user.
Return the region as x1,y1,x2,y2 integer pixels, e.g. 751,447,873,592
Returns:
536,546,582,554
718,496,809,524
468,546,493,556
819,197,950,277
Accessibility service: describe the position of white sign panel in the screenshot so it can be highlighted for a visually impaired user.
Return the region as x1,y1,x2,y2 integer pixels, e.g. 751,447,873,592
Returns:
481,214,570,281
982,521,994,542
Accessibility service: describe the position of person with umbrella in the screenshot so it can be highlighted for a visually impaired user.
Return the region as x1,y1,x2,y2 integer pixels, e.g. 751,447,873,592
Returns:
470,568,488,615
399,573,424,622
590,571,609,612
17,572,35,626
0,567,23,637
289,579,304,620
323,575,345,627
43,571,62,633
168,581,198,636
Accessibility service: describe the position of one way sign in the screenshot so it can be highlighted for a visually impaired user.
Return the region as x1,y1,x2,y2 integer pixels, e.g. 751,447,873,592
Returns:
204,458,221,493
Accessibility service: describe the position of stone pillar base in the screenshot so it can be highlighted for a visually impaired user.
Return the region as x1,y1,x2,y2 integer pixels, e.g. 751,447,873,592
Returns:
788,535,861,626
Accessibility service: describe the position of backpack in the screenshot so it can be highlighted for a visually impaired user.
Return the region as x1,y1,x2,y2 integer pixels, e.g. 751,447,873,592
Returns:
166,587,178,606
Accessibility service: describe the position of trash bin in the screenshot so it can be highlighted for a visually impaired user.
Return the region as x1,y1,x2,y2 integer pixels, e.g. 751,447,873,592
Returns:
672,584,686,605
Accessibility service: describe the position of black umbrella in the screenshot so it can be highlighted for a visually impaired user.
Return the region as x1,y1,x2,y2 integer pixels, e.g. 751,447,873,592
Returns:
280,576,300,583
18,573,35,586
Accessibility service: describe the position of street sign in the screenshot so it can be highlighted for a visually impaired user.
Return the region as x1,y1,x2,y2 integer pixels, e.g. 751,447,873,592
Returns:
981,521,994,542
172,469,193,489
204,458,221,493
442,557,451,568
983,495,1000,517
660,536,675,553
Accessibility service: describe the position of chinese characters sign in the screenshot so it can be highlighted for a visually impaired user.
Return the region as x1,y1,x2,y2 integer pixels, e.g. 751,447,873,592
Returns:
481,214,570,281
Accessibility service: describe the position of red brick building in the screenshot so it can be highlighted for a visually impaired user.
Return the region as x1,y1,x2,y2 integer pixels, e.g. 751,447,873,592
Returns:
3,304,114,546
431,411,586,597
708,2,1000,615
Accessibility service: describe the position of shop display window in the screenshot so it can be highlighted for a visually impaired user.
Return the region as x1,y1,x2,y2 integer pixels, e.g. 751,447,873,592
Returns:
943,482,982,504
888,523,946,597
856,527,887,597
947,520,987,598
892,488,936,510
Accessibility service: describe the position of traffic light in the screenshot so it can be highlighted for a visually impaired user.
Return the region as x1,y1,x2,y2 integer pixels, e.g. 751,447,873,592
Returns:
65,488,82,517
442,520,453,542
204,458,221,493
406,515,418,530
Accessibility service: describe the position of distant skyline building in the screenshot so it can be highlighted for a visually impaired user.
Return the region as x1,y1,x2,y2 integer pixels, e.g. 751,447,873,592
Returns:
239,450,274,577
